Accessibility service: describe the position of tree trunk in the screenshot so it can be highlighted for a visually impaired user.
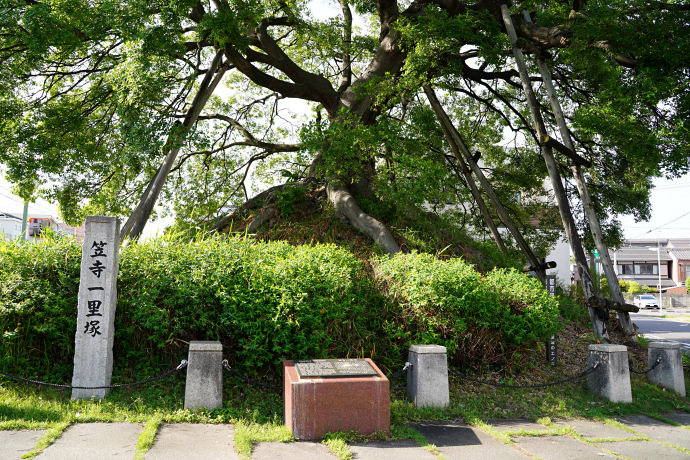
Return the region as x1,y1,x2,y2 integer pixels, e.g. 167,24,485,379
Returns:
502,5,608,340
327,183,401,254
521,10,636,340
121,50,227,241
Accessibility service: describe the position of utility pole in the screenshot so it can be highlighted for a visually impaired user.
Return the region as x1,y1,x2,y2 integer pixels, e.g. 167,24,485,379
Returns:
21,202,28,240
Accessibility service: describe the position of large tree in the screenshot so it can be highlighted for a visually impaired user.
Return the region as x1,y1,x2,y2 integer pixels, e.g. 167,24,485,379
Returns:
1,0,688,257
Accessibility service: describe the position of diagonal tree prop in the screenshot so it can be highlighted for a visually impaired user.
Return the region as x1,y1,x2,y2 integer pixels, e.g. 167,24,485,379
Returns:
501,5,608,340
423,86,507,255
520,11,636,341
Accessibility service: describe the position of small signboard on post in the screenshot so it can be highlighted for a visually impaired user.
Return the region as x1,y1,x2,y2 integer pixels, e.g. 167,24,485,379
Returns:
71,216,120,400
545,274,557,367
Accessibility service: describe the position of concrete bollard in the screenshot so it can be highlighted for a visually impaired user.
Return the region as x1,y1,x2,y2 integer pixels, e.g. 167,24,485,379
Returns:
587,344,632,403
648,342,686,397
184,341,223,410
406,345,449,408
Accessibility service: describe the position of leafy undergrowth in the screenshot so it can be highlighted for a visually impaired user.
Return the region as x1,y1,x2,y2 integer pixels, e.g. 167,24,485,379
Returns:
0,235,559,382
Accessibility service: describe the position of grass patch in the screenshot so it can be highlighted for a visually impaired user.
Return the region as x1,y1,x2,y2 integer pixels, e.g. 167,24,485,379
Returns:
390,425,446,458
20,420,70,459
233,420,292,460
466,419,512,444
134,414,163,460
660,315,690,322
322,432,354,460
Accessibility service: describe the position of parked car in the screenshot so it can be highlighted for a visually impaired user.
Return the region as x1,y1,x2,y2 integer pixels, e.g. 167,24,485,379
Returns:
634,294,660,310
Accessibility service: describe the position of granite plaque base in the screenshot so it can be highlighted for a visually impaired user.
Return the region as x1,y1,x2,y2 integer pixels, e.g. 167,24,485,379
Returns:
283,359,390,440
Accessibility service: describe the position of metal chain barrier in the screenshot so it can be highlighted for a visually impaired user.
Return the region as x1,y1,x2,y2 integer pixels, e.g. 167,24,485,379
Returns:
629,357,662,375
222,359,282,393
0,360,187,390
388,362,411,380
448,362,600,389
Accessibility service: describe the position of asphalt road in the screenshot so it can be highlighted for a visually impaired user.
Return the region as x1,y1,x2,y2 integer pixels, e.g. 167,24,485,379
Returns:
630,309,690,353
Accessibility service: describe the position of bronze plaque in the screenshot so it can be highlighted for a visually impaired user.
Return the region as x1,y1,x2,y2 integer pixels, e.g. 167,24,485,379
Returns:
294,359,378,378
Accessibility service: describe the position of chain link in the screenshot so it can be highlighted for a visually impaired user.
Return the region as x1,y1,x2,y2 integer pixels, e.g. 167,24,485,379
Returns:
388,362,412,380
448,362,600,389
629,357,662,375
0,360,187,390
222,360,282,393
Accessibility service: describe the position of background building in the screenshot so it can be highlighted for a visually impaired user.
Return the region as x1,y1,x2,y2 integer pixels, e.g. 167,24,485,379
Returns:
610,238,690,291
0,211,23,239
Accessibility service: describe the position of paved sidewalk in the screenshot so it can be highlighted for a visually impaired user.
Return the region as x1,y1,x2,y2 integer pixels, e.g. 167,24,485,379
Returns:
2,414,689,459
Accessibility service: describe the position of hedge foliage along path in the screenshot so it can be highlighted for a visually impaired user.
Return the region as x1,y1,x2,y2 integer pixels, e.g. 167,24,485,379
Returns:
0,235,559,382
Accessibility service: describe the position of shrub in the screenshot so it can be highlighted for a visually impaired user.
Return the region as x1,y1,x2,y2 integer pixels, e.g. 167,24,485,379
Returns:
0,235,391,381
374,253,560,367
1,237,561,382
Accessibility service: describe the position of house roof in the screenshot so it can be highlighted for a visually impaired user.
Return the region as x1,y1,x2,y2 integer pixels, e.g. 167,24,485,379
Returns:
609,247,673,262
618,276,678,289
0,212,21,221
669,249,690,261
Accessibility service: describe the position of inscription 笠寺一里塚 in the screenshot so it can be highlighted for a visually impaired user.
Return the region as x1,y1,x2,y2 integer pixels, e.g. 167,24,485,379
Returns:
84,241,107,337
294,359,378,378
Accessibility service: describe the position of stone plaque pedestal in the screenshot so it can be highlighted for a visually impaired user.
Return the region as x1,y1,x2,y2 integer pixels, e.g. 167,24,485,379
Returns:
283,359,390,440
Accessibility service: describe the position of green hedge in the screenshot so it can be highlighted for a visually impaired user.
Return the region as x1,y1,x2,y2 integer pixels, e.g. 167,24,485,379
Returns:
374,253,560,366
0,237,560,382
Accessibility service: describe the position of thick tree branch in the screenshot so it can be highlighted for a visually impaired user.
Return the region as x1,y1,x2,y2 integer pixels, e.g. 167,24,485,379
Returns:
224,44,339,114
337,0,353,95
196,113,301,152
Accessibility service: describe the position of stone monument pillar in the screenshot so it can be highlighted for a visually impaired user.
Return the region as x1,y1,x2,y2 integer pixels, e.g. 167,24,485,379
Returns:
71,216,120,400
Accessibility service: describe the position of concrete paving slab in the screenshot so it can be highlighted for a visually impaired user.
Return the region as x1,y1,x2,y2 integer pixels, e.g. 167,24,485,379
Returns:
413,422,530,459
35,422,142,460
553,419,641,439
349,440,437,459
487,419,550,433
661,412,690,426
146,423,238,460
0,430,45,460
597,440,689,460
617,415,690,450
514,435,618,459
251,441,335,459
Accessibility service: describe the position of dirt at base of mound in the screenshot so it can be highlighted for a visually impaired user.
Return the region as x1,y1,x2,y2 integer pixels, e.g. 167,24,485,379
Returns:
449,315,652,387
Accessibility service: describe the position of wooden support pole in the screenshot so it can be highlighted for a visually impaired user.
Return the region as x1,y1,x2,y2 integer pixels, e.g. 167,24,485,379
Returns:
501,5,608,340
433,98,508,254
522,10,636,341
588,296,640,314
424,85,545,280
540,135,591,168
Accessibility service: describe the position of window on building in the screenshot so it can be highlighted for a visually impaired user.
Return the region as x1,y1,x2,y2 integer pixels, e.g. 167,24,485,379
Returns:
634,264,658,275
617,264,634,275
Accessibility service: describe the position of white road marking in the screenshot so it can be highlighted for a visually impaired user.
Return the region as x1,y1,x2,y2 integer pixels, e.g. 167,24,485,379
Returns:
641,335,690,351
